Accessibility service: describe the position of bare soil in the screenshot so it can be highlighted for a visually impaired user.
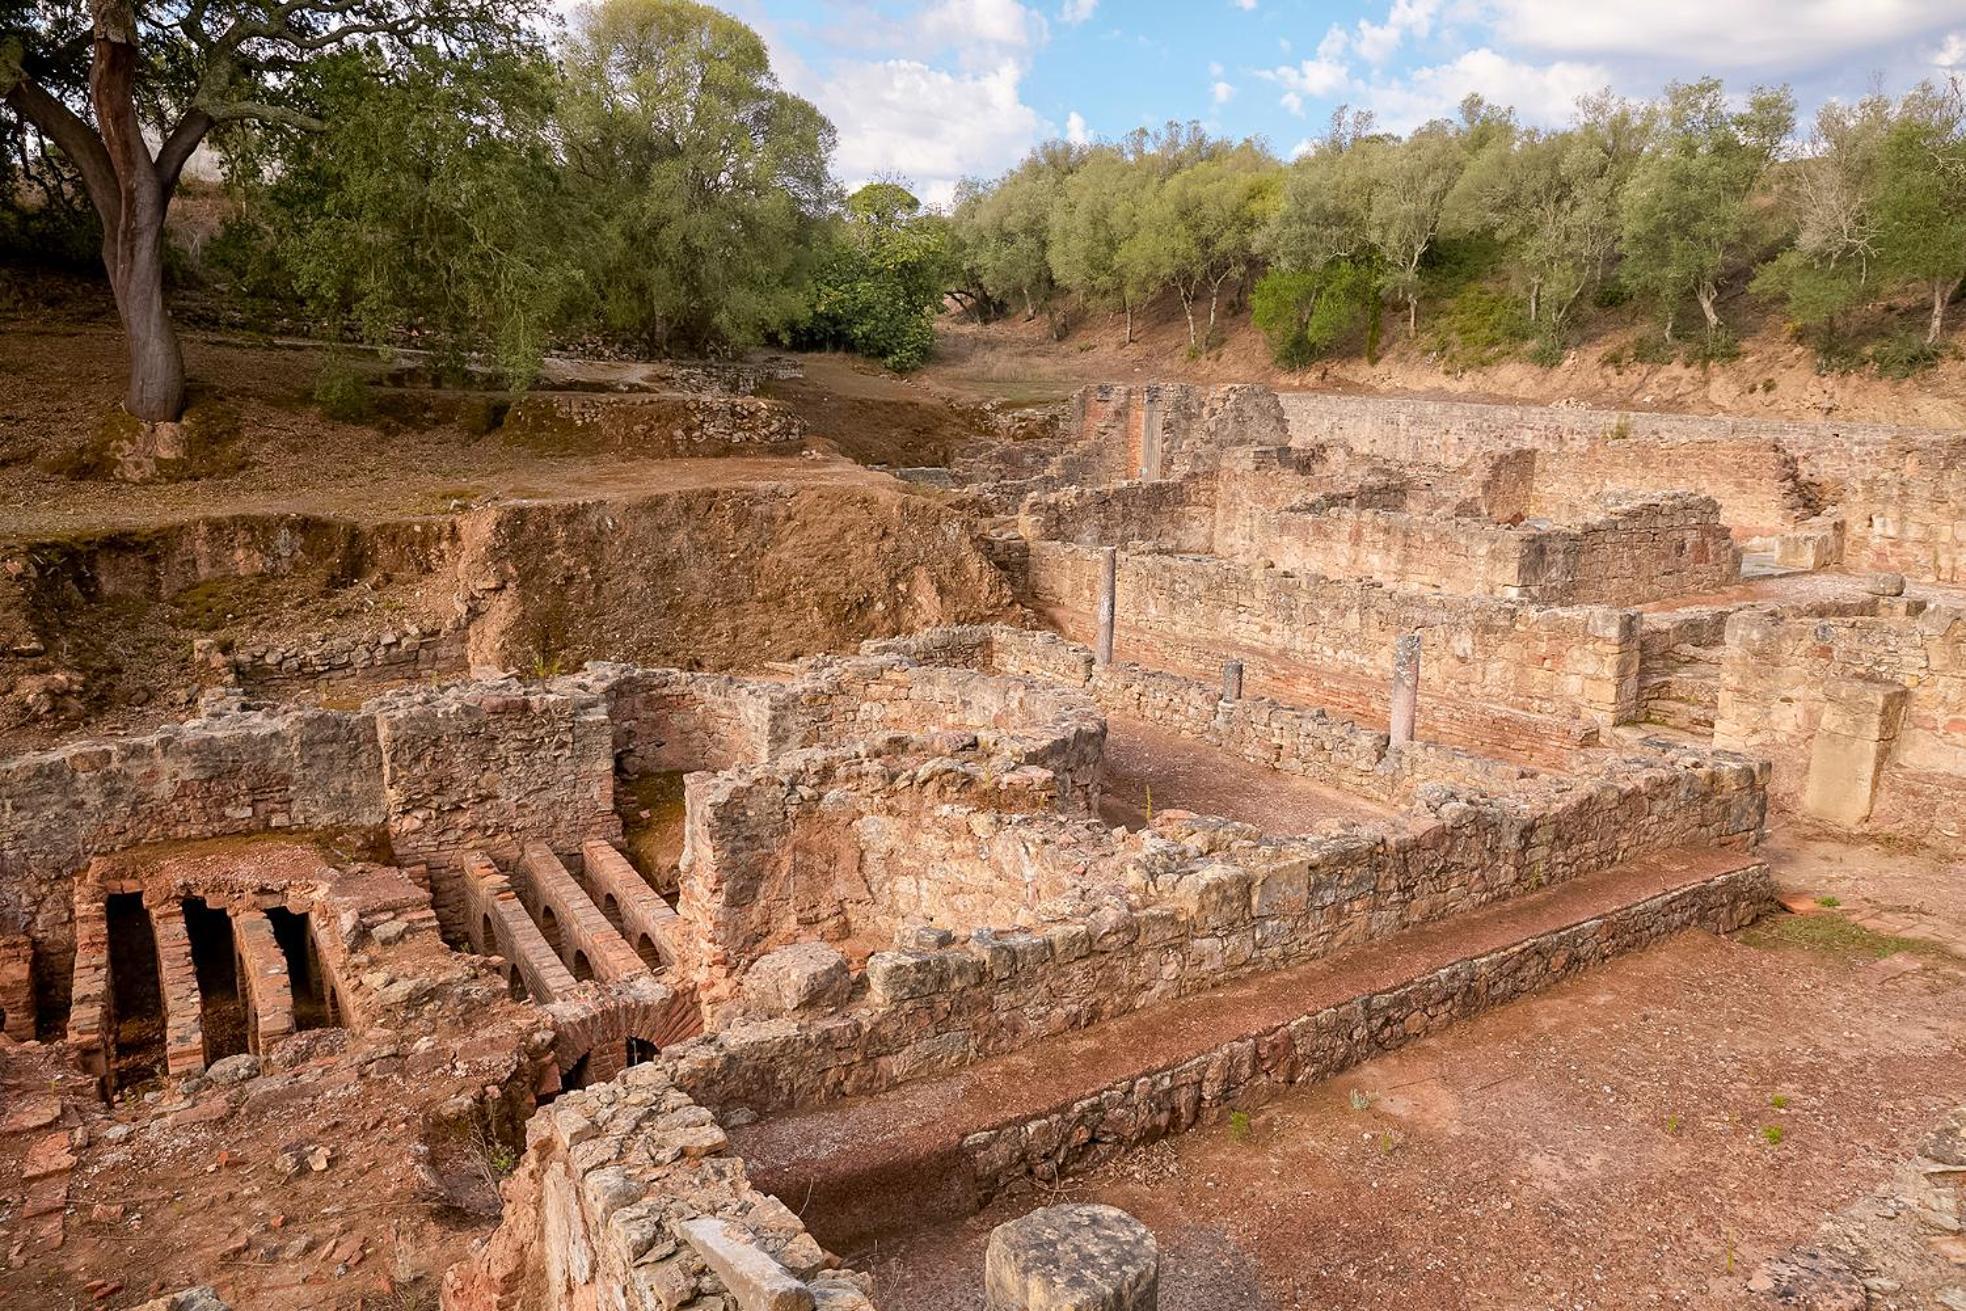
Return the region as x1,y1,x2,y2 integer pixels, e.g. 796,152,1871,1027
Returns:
864,843,1966,1310
922,292,1966,428
1095,711,1392,833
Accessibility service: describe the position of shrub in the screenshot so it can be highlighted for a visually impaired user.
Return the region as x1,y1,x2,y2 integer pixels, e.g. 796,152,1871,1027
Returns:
315,355,376,422
1868,332,1944,379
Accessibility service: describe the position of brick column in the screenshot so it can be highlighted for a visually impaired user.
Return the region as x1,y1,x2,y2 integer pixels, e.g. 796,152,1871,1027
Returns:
149,903,207,1077
1389,633,1421,748
1095,547,1118,667
0,935,34,1042
232,909,296,1055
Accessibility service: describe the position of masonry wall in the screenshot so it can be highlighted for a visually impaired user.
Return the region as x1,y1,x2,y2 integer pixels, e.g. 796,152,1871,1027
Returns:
668,741,1766,1118
1278,391,1966,574
1715,604,1966,845
1022,541,1636,765
441,1061,874,1311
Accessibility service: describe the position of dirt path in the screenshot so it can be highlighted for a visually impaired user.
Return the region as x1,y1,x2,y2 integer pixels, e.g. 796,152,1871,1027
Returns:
865,922,1966,1311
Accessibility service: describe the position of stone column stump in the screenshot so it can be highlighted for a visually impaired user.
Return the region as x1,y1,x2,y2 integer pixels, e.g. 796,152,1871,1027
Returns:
985,1203,1158,1311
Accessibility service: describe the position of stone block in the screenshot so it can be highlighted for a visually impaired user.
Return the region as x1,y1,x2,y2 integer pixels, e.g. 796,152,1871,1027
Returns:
743,943,850,1016
985,1203,1158,1311
678,1217,814,1311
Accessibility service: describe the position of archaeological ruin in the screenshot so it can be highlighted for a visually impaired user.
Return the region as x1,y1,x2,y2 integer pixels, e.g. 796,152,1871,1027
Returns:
2,375,1963,1311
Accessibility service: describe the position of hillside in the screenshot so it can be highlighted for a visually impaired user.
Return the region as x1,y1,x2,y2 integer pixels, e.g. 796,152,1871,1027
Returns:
920,288,1966,430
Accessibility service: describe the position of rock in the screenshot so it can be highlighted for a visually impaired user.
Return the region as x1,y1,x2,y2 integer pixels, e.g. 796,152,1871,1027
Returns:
742,943,850,1016
371,919,410,947
985,1204,1158,1311
132,1289,230,1311
205,1054,261,1086
679,1217,814,1311
1745,1248,1867,1310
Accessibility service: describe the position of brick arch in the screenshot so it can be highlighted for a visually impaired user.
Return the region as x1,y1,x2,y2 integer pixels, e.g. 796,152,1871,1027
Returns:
549,987,703,1080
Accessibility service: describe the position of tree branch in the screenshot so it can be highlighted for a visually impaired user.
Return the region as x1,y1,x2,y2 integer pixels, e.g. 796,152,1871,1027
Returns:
0,43,121,225
155,106,214,192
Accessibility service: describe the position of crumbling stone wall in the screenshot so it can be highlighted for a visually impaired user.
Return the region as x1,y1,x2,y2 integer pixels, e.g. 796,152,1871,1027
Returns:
954,862,1774,1202
668,725,1765,1118
1280,392,1965,578
441,1061,874,1311
1023,541,1636,764
1716,604,1966,844
1017,479,1217,553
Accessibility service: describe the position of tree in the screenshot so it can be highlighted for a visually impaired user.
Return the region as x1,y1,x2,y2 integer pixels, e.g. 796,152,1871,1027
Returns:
1136,148,1276,348
1363,123,1469,335
954,144,1080,322
1047,148,1153,344
558,0,835,356
1873,81,1966,345
800,181,953,370
1618,78,1794,342
1448,93,1643,339
221,45,577,389
1751,93,1890,357
0,1,534,422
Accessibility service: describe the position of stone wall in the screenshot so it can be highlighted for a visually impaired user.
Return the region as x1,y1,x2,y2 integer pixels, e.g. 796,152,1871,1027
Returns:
440,1060,875,1311
1715,603,1966,844
956,863,1774,1202
666,732,1765,1118
1278,391,1965,576
1022,541,1635,765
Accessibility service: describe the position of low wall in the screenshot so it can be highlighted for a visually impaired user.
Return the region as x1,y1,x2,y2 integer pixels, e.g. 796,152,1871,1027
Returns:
957,863,1773,1202
441,1061,875,1311
666,728,1765,1119
1021,541,1635,765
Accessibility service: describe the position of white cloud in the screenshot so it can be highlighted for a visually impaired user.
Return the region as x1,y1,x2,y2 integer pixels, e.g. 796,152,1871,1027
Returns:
1354,0,1439,64
1361,47,1611,132
1058,0,1096,27
1289,138,1317,159
1489,0,1962,69
1212,80,1237,105
1259,39,1353,115
820,58,1044,205
1935,30,1966,68
916,0,1048,58
1066,110,1091,144
1233,0,1257,10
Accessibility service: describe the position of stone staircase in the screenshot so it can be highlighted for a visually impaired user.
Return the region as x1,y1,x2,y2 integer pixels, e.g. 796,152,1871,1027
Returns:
730,845,1775,1256
1637,610,1730,738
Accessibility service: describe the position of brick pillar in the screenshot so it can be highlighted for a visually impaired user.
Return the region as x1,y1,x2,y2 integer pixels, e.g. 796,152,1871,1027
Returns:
1389,633,1421,748
232,909,296,1055
1095,547,1118,667
1221,660,1244,702
0,935,34,1042
149,903,208,1077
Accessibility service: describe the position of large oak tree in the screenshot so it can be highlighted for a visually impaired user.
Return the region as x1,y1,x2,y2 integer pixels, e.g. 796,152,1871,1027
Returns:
1,1,533,422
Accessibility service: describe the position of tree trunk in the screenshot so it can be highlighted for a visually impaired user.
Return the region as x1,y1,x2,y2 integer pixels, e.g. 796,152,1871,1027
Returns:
1022,288,1035,320
1695,282,1720,335
1528,278,1541,324
1928,277,1960,346
104,208,186,421
1207,290,1219,345
1123,301,1133,346
1179,289,1197,347
1407,293,1417,336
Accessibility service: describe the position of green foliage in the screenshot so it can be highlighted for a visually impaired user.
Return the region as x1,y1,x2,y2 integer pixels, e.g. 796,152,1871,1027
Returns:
1619,78,1794,341
799,183,952,371
1424,285,1533,372
314,355,376,422
1227,1110,1253,1142
1251,261,1372,367
1760,1124,1785,1146
223,44,576,389
557,0,836,355
1868,332,1945,378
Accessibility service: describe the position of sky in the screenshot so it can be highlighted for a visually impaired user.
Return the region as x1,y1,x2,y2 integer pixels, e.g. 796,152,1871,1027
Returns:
555,1,1966,206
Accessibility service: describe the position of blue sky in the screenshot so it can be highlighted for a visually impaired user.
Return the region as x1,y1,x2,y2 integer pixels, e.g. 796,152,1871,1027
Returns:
558,1,1966,205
